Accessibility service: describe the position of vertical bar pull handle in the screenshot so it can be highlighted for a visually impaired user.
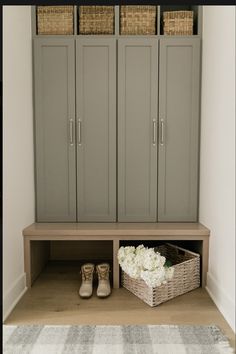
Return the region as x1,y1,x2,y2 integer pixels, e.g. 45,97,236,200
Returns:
78,119,82,146
69,119,74,146
160,119,164,146
152,119,157,146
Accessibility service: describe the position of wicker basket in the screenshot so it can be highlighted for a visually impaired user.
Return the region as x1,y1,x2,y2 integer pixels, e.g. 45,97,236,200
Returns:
121,243,200,307
79,6,114,35
163,11,193,35
120,6,156,35
37,6,74,35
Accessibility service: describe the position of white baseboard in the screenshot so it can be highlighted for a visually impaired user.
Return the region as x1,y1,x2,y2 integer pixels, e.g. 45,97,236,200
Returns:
206,272,235,333
3,273,27,322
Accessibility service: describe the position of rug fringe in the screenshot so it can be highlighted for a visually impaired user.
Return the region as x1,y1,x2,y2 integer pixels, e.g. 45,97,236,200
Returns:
209,325,234,354
217,340,235,354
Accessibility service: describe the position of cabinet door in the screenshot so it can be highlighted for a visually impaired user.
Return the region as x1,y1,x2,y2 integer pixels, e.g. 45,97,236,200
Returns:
76,39,116,222
34,39,76,222
158,38,200,221
118,39,158,222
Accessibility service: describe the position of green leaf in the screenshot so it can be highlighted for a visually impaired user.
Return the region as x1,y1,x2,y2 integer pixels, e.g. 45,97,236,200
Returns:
165,260,172,267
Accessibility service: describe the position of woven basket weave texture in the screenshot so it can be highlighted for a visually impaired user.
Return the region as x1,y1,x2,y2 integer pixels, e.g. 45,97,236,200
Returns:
37,6,74,35
122,243,200,307
79,6,114,35
163,11,193,35
120,6,156,35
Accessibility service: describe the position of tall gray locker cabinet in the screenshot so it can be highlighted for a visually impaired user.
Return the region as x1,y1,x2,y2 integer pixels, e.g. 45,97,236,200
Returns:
76,39,116,221
34,39,76,222
158,38,201,222
118,39,158,222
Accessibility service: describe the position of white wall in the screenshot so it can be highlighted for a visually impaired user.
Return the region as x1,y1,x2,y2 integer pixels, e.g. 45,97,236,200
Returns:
3,6,35,320
200,6,235,331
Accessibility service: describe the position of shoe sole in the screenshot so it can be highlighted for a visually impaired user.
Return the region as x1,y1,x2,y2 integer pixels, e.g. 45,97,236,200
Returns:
79,295,93,299
97,294,111,298
78,292,93,299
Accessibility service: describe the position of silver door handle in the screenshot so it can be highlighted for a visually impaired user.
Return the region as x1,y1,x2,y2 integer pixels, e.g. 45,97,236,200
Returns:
69,119,74,146
160,119,164,146
152,119,157,146
77,119,82,145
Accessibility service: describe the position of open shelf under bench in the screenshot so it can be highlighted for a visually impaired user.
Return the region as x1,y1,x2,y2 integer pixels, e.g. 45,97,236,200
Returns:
23,223,210,290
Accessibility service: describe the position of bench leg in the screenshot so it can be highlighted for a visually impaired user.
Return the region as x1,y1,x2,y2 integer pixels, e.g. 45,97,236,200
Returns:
202,237,209,287
113,239,120,289
24,237,31,289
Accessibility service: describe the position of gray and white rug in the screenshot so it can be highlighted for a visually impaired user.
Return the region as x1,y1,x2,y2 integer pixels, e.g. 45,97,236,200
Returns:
3,325,234,354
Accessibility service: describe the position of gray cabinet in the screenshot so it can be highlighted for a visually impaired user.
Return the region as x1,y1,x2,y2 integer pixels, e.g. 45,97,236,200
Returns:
158,38,200,221
76,39,116,221
33,36,201,223
34,38,76,222
118,39,158,222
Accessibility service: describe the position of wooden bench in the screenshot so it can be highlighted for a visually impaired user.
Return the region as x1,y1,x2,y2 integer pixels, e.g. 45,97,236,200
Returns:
23,223,210,289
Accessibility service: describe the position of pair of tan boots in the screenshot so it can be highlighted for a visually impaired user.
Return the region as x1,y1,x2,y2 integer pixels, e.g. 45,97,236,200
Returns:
79,263,111,298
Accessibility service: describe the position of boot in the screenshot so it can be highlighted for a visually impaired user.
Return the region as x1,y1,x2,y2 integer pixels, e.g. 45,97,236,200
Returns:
96,263,111,298
79,263,94,298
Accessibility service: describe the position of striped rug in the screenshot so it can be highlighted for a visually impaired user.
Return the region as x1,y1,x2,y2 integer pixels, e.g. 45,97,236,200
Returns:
3,324,234,353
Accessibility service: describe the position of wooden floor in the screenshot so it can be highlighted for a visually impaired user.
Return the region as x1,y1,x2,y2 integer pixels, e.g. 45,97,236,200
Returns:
5,261,235,348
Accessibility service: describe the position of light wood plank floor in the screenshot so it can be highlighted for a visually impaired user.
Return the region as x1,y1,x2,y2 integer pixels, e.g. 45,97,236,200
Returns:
5,261,235,348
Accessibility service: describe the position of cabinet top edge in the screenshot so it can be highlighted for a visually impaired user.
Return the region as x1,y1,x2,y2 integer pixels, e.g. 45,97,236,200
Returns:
33,35,202,40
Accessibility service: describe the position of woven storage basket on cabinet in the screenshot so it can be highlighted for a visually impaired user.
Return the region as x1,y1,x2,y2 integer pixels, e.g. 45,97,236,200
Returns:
79,6,114,35
120,6,156,35
121,243,200,307
37,6,74,35
163,11,193,35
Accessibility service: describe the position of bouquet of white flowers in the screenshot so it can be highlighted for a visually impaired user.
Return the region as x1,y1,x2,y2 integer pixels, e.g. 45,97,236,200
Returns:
117,244,174,287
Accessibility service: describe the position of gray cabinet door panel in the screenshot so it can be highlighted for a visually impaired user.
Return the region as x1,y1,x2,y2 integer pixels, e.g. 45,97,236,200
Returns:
76,39,116,222
158,38,200,222
34,39,76,222
118,39,158,222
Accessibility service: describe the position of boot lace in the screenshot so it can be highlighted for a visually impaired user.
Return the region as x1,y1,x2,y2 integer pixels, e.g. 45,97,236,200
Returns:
97,267,109,281
81,268,93,281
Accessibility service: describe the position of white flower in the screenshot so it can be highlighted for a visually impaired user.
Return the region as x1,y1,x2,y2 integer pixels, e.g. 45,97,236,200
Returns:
135,244,145,255
165,266,175,280
141,267,166,287
117,247,126,262
124,246,136,255
134,248,146,267
142,248,166,271
118,246,135,263
117,244,175,288
124,263,140,279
